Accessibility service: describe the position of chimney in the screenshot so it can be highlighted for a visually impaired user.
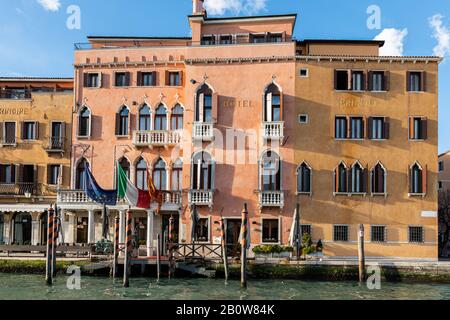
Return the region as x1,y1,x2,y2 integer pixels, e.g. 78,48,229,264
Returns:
192,0,206,16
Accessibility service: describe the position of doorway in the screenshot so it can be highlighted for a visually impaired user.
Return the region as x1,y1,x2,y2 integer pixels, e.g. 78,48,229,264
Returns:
76,217,88,244
12,212,32,245
40,211,48,245
0,213,4,244
226,219,242,257
135,217,147,247
162,213,179,255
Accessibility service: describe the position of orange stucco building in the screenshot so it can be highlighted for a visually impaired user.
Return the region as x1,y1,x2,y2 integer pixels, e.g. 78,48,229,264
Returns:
53,0,441,260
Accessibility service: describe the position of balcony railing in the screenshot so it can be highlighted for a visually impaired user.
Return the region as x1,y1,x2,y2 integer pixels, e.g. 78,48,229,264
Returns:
133,130,182,147
188,190,214,207
0,137,17,146
0,183,41,196
46,137,65,152
262,122,284,140
193,122,214,141
162,191,182,205
259,191,284,208
0,89,32,100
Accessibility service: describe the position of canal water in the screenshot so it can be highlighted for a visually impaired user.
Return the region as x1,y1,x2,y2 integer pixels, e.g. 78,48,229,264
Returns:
1,274,450,300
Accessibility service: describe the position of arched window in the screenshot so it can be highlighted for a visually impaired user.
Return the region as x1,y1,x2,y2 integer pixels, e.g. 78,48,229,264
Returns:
297,162,311,193
372,162,386,194
136,158,148,190
171,104,184,130
350,162,365,193
195,84,213,123
116,106,129,136
335,162,348,193
260,151,281,191
139,104,151,131
13,212,32,245
75,158,88,189
264,83,282,122
192,152,214,190
154,104,167,131
153,158,167,190
172,158,183,191
119,157,131,179
78,106,91,137
410,162,426,194
0,213,4,244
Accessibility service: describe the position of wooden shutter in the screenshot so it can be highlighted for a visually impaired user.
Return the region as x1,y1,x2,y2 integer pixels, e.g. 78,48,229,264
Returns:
347,167,352,193
346,117,350,139
408,117,414,139
165,71,170,86
127,112,131,136
15,164,21,183
179,71,183,86
20,121,25,139
362,71,367,91
115,113,120,135
61,122,66,147
59,164,64,185
266,92,272,122
211,92,219,123
422,165,427,194
125,72,131,86
98,72,102,88
367,117,373,139
210,160,216,190
87,113,92,137
368,71,373,91
421,117,428,140
47,164,51,185
334,70,338,90
384,117,390,139
198,93,204,122
137,71,142,86
152,71,157,86
347,70,352,90
83,73,89,87
384,71,390,91
421,71,426,92
362,117,366,139
0,122,3,142
0,165,4,182
406,71,411,92
34,121,39,140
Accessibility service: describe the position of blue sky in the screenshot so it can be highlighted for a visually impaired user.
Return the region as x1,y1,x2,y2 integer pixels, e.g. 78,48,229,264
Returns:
0,0,449,152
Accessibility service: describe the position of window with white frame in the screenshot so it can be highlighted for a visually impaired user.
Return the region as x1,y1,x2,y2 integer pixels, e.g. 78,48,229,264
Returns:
262,219,279,243
135,157,148,191
139,105,151,131
298,114,308,124
335,162,348,193
260,150,281,191
264,83,282,122
349,117,364,139
152,158,167,191
154,104,167,131
115,106,129,136
171,158,183,191
297,162,312,194
349,162,366,193
192,152,214,190
335,116,347,139
299,68,309,77
196,218,209,242
195,84,213,123
78,106,91,137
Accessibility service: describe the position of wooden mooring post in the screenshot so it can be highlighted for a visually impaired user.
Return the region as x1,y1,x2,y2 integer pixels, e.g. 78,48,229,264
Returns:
358,224,366,283
220,217,229,281
123,210,133,288
156,234,161,281
240,203,248,288
52,207,59,278
168,215,174,279
45,206,55,285
112,216,119,278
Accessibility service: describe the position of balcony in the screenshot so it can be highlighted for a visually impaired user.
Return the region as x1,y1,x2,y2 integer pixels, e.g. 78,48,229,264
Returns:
162,191,182,205
188,190,214,208
0,89,31,100
258,191,284,208
0,137,17,147
193,122,214,141
262,122,284,141
0,183,41,197
45,137,65,153
133,130,182,148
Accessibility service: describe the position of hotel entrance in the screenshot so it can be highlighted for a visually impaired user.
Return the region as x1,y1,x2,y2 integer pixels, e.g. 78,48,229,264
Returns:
12,212,32,245
161,212,179,255
76,217,88,244
226,219,241,257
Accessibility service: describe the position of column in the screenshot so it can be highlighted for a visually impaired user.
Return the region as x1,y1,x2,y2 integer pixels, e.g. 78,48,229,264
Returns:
147,210,155,257
87,210,95,244
4,214,11,245
59,210,66,245
119,210,125,244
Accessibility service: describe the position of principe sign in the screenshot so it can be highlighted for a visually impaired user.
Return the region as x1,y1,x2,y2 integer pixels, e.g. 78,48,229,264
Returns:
0,107,30,116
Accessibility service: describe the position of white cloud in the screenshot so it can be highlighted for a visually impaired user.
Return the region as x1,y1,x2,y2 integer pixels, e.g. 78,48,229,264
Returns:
429,14,450,57
36,0,61,12
204,0,267,16
374,28,408,56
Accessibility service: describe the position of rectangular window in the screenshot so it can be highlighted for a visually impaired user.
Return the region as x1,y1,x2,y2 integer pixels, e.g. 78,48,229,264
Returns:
195,218,209,242
219,35,232,44
371,226,386,242
409,226,424,243
439,181,443,190
48,164,61,185
333,225,349,242
201,36,215,45
349,117,364,139
22,121,37,140
301,225,312,236
368,117,389,140
335,116,347,139
0,164,15,184
251,34,266,43
298,114,308,124
370,71,385,91
115,72,130,87
268,33,283,43
138,72,155,86
262,219,279,243
299,68,309,77
168,72,181,86
3,122,16,144
439,161,444,172
352,71,364,91
84,73,100,88
409,117,427,140
408,71,425,92
335,70,349,90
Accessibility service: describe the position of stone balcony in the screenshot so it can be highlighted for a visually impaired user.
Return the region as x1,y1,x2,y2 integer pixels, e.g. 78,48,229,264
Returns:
193,122,214,141
133,130,182,148
188,190,214,208
262,122,284,141
258,191,284,208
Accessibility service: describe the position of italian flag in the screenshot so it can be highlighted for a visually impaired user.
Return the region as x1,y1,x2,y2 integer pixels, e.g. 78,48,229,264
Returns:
117,162,151,209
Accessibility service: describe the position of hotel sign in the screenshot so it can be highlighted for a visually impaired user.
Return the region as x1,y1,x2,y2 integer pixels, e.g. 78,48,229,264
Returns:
0,107,30,116
339,98,376,108
222,99,255,108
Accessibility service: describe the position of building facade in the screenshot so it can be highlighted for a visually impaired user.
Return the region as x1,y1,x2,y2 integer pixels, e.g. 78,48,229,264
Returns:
39,0,440,260
0,78,73,245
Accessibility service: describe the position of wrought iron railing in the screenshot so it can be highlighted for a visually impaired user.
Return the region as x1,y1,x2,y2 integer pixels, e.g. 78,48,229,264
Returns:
0,89,32,100
0,183,41,196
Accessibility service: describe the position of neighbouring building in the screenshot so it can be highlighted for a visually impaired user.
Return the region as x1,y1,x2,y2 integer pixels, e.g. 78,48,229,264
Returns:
0,77,73,245
439,151,450,194
438,151,450,257
52,0,441,260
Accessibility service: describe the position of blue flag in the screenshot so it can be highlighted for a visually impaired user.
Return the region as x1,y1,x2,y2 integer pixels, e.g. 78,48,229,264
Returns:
83,164,117,206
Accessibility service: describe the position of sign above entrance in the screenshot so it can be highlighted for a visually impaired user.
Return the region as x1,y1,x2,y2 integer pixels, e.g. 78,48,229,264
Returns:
0,107,30,116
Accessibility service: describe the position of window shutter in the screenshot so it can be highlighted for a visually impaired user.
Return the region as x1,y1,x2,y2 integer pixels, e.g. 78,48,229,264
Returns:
384,117,390,139
34,121,39,140
137,71,142,86
367,117,373,139
280,92,284,121
362,71,367,91
421,117,428,140
127,113,132,136
362,117,366,139
347,70,352,90
346,117,350,139
59,164,64,185
98,73,102,88
407,165,411,193
165,71,170,86
406,71,411,92
21,121,25,139
210,160,216,190
422,164,427,194
15,164,21,183
368,71,373,91
347,167,352,193
212,92,219,123
61,122,66,142
0,122,3,142
33,165,38,184
408,117,414,139
198,93,204,122
152,71,157,86
384,71,390,91
421,71,426,92
258,160,262,191
179,71,183,86
115,113,120,135
83,73,89,87
266,92,272,122
47,164,51,185
125,72,131,86
0,165,4,182
363,166,369,193
334,70,338,90
191,162,197,190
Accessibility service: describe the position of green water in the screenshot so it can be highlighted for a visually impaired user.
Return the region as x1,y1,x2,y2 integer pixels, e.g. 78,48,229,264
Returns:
0,274,450,300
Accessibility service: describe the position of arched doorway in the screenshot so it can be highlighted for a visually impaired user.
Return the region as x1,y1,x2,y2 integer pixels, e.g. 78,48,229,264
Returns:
39,211,48,245
12,212,32,245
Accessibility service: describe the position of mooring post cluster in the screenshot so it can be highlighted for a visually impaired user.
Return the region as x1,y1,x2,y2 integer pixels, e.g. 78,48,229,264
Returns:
123,210,133,287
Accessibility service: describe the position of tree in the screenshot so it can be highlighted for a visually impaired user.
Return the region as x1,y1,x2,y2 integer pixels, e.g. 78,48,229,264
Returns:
438,190,450,257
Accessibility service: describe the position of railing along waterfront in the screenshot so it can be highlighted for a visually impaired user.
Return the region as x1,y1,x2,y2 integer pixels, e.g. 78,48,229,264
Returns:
133,130,182,147
193,122,214,141
259,191,284,208
262,122,284,140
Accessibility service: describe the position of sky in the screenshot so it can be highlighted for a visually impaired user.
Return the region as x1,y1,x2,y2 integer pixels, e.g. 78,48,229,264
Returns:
0,0,449,153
